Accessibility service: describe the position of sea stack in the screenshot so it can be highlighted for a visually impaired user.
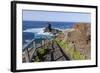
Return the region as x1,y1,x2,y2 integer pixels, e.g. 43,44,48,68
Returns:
44,22,52,32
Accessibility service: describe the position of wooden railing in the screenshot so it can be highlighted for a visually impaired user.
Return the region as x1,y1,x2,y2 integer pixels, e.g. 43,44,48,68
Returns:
22,38,52,62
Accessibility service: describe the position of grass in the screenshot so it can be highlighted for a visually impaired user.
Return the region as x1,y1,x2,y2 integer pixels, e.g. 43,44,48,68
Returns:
55,38,86,60
37,48,46,55
34,48,45,62
34,48,46,62
34,56,40,62
34,43,50,62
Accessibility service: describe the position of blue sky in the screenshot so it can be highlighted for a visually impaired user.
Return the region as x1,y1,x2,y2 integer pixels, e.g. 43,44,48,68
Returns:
23,10,91,23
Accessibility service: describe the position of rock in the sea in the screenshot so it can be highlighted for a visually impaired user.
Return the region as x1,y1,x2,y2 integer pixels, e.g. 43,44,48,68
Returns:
44,22,62,35
44,22,52,32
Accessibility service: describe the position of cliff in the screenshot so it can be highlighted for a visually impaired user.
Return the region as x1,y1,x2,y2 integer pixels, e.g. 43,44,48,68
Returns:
56,23,91,59
66,23,91,59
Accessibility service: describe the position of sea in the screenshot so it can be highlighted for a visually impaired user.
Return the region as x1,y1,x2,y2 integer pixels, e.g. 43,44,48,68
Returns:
23,21,75,47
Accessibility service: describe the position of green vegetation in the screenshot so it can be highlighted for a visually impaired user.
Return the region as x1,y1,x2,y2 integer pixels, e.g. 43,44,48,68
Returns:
37,48,46,55
34,47,47,62
34,56,40,62
33,43,50,62
55,38,86,60
56,39,67,49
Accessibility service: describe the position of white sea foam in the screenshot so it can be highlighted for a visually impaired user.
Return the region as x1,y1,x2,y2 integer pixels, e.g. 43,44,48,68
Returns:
23,28,53,36
23,28,44,33
25,40,31,43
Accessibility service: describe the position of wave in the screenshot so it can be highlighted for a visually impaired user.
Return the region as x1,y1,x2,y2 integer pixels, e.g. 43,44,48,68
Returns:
23,28,44,33
23,28,53,36
25,40,31,43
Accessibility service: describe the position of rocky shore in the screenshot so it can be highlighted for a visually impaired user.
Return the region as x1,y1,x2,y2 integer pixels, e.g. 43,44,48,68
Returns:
56,23,91,59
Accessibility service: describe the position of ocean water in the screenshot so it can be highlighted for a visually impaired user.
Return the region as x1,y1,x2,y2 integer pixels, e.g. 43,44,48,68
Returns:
23,21,75,46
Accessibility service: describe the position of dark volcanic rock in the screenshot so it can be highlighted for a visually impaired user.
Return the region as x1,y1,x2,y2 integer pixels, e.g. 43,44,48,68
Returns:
44,23,52,32
44,22,62,35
